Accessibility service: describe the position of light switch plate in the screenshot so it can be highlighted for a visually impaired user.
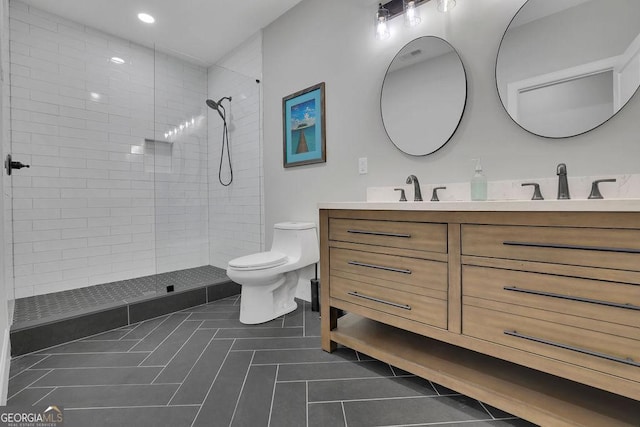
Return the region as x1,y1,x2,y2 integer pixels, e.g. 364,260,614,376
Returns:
358,157,368,174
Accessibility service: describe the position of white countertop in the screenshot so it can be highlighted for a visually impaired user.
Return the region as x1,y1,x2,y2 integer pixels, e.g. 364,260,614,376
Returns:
318,199,640,212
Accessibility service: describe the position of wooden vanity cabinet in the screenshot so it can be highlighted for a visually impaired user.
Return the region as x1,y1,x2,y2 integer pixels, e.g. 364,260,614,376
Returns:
320,209,640,427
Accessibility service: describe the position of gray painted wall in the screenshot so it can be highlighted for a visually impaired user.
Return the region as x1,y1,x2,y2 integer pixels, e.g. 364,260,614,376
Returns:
262,0,640,245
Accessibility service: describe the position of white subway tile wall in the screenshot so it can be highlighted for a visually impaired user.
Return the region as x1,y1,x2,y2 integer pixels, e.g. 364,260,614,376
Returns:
208,33,264,268
9,1,209,297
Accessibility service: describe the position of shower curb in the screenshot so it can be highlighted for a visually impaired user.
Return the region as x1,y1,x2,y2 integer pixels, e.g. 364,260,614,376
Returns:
9,280,240,357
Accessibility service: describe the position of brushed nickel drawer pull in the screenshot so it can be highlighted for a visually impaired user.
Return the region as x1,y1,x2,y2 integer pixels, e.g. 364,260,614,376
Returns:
347,229,412,238
504,330,640,367
503,241,640,254
348,261,412,274
347,291,411,310
504,286,640,311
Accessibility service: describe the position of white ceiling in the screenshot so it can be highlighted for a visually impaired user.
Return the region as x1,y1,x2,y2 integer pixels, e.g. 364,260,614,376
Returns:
20,0,305,67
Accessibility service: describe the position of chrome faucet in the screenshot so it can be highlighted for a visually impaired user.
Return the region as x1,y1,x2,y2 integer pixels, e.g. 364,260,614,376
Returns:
406,175,423,201
556,163,570,199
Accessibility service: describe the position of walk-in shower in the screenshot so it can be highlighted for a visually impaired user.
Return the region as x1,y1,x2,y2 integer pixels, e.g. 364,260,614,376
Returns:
3,2,262,354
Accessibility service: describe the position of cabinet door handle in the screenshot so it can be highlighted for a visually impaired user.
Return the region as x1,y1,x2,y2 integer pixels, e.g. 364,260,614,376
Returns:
504,286,640,311
503,241,640,254
504,330,640,367
348,261,411,274
347,291,411,310
348,229,411,238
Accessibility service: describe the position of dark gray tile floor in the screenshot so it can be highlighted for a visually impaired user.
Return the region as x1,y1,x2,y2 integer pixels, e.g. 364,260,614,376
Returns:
8,296,537,427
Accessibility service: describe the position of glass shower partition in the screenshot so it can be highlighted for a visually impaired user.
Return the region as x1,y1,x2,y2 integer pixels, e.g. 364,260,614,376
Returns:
152,50,210,295
7,11,162,321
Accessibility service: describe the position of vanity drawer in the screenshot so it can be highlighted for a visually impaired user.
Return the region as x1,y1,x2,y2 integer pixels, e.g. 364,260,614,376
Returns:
329,218,447,253
463,304,640,383
461,224,640,271
331,275,447,328
462,265,640,330
331,247,448,293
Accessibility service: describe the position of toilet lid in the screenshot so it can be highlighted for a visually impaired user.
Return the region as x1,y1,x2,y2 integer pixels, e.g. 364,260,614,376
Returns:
228,251,288,270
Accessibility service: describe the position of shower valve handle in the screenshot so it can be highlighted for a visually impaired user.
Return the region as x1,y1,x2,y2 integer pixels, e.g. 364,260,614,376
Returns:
5,154,30,176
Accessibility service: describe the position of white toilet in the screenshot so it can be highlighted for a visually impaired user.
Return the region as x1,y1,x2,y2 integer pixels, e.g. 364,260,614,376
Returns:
226,222,319,324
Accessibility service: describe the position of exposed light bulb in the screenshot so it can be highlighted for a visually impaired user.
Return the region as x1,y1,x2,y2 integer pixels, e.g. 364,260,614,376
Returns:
376,19,389,40
404,0,421,27
437,0,456,13
375,3,390,40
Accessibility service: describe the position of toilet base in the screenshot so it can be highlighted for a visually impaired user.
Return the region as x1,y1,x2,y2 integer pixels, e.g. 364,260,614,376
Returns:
238,271,299,324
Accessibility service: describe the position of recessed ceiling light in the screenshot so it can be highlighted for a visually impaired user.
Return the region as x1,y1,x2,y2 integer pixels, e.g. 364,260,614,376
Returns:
110,56,125,64
137,12,155,24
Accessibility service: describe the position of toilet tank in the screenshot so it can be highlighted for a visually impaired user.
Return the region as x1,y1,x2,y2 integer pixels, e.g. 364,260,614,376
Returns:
271,222,319,268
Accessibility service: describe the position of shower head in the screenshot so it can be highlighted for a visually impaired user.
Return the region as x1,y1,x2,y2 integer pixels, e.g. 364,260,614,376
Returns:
206,99,225,121
205,97,232,121
205,98,219,110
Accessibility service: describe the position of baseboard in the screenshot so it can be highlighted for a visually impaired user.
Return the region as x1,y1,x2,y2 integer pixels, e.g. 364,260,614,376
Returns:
0,328,10,405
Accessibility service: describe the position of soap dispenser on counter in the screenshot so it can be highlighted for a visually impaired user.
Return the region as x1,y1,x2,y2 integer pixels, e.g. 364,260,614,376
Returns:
471,158,487,201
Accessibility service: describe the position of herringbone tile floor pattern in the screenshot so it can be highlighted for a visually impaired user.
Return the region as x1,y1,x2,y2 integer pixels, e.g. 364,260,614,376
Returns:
8,296,535,426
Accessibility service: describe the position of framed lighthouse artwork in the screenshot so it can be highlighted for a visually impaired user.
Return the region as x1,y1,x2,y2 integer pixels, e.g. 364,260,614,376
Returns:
282,82,326,168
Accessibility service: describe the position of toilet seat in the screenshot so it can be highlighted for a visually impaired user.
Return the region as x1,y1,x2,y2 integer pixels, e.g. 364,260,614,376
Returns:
228,251,288,270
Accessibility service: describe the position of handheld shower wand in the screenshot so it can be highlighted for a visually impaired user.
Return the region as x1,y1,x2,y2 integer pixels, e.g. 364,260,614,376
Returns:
206,97,231,122
206,97,233,186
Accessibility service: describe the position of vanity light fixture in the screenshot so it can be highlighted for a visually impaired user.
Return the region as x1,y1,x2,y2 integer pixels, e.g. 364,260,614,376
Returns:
377,0,456,39
110,56,125,64
437,0,455,13
375,3,391,40
137,12,155,24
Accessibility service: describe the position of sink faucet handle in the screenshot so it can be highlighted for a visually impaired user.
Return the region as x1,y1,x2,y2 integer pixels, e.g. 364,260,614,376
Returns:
431,186,446,202
588,178,617,200
394,188,407,202
521,183,544,200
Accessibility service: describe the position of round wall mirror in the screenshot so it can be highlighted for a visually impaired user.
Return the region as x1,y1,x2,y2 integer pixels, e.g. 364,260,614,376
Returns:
496,0,640,138
381,36,467,156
